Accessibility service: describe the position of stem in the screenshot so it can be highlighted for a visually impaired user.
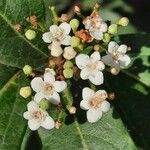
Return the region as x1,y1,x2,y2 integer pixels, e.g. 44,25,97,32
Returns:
38,22,47,32
49,6,59,24
62,80,74,110
88,81,96,91
57,110,65,123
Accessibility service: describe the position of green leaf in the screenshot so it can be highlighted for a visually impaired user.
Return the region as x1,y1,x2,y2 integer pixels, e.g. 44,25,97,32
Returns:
0,0,49,69
0,71,31,150
38,109,136,150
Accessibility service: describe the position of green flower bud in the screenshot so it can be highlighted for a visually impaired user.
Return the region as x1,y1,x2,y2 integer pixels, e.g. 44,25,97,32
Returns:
77,44,84,51
70,36,80,48
63,68,73,78
118,17,129,26
69,19,79,32
25,29,36,40
108,24,118,34
63,61,73,69
20,86,32,98
103,33,111,43
23,65,33,76
39,98,49,110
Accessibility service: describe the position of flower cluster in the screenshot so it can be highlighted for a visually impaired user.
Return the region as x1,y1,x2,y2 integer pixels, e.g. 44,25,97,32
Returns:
20,3,131,131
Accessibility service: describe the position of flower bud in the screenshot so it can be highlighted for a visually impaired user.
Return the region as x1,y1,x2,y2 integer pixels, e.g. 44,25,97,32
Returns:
63,68,73,78
25,29,36,40
110,67,120,75
55,121,62,129
118,17,129,26
77,44,84,51
108,92,115,101
69,19,79,32
49,41,63,57
20,86,32,98
23,65,33,76
70,36,80,48
103,33,111,43
69,106,76,114
63,61,74,69
14,24,22,32
94,44,100,51
74,6,81,14
60,14,69,22
39,98,49,110
63,46,77,60
108,24,118,34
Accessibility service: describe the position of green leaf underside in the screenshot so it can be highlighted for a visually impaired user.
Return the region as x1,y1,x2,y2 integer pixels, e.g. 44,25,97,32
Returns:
0,72,30,150
0,0,49,69
39,109,136,150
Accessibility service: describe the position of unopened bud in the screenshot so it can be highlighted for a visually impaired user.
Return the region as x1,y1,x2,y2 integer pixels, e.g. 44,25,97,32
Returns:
69,106,76,114
63,46,77,60
127,47,131,51
70,36,80,48
14,24,22,32
39,98,49,110
70,19,79,32
110,67,120,75
103,33,111,43
94,2,101,9
60,14,69,22
94,44,100,51
63,68,74,78
63,61,74,69
108,24,118,34
25,29,36,40
55,121,62,129
23,65,33,76
118,17,129,26
20,86,32,98
108,92,115,101
77,44,84,51
74,6,81,14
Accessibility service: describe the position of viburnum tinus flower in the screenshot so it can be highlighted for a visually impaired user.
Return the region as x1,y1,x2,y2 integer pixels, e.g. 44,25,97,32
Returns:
63,46,77,60
42,22,71,45
23,101,55,131
75,51,105,85
80,87,110,123
83,13,107,40
102,41,131,71
31,68,67,105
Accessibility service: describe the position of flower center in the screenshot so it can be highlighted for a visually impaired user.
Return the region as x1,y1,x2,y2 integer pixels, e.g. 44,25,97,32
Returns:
53,28,64,41
42,82,54,95
112,51,121,63
32,111,45,122
87,60,97,71
89,93,107,109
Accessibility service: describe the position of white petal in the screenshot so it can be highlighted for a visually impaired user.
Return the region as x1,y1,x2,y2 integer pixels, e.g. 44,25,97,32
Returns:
49,92,60,105
90,51,101,61
108,41,119,53
31,77,43,93
100,101,110,112
44,71,55,83
61,35,71,45
80,99,90,110
50,41,63,57
27,101,39,112
100,22,107,32
117,44,127,53
50,25,59,33
82,87,95,100
89,71,104,85
102,55,113,66
42,32,52,43
90,29,103,40
59,22,71,35
23,111,31,120
34,92,45,103
80,68,90,80
119,55,131,68
96,61,105,71
95,90,107,100
41,116,55,129
75,54,89,69
28,120,40,131
87,109,102,123
53,81,67,93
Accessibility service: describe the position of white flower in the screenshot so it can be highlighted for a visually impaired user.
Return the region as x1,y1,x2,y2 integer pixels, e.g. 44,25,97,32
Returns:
83,13,107,40
63,46,77,60
42,22,71,45
48,41,63,57
31,69,67,105
102,41,131,71
23,101,55,131
80,87,110,123
75,51,105,85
